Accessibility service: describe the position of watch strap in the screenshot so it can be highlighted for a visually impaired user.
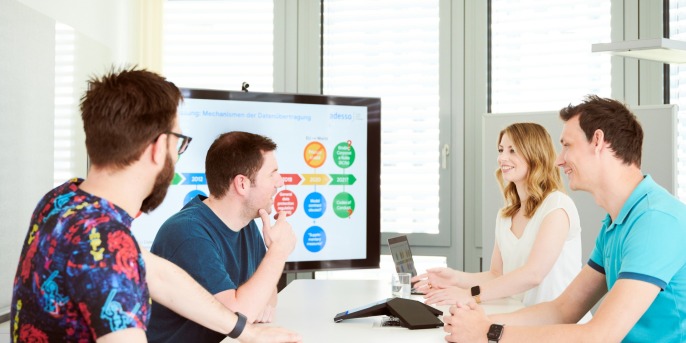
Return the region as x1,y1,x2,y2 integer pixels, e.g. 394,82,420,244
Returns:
227,312,247,339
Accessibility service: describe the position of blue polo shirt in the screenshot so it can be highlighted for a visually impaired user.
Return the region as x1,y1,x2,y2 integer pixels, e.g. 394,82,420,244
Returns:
588,175,686,342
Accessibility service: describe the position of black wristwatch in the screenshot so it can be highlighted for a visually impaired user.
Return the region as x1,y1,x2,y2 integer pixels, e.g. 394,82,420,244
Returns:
227,312,247,339
470,285,481,303
487,323,505,343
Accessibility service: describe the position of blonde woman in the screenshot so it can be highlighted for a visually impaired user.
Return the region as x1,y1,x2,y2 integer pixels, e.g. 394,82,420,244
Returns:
414,123,589,319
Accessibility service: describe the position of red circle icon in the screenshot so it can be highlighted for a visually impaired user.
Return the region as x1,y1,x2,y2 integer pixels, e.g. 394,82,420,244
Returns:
274,190,298,216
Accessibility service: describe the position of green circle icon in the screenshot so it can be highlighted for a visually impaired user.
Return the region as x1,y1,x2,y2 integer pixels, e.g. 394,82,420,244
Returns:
333,142,355,168
333,192,355,218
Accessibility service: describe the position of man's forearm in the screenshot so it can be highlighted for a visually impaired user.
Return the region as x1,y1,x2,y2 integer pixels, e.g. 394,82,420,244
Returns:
493,266,606,326
497,323,605,343
271,288,278,305
144,250,237,335
233,249,288,320
491,300,569,326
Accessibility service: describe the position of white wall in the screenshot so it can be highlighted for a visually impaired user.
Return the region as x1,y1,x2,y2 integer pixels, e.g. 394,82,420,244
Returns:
0,0,55,317
16,0,135,63
0,0,135,317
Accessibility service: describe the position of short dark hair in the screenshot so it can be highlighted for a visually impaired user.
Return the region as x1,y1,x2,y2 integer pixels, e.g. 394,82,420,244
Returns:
205,131,277,198
80,67,182,168
559,95,643,167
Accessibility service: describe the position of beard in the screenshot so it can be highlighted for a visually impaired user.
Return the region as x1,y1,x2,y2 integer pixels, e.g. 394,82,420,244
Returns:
140,153,175,213
245,187,274,219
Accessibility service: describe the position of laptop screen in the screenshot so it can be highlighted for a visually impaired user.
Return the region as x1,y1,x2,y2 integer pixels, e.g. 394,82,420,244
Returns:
388,235,417,277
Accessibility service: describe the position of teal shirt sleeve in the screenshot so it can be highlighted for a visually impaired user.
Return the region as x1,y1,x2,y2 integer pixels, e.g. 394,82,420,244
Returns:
618,210,686,289
588,217,608,274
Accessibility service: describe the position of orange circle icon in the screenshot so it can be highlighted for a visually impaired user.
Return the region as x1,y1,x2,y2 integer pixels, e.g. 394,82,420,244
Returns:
304,141,327,168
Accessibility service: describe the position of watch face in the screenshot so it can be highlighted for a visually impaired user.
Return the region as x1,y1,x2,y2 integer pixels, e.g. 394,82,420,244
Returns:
487,324,504,339
471,285,480,296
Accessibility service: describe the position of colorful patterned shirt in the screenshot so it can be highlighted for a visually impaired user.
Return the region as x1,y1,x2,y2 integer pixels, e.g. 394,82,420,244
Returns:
11,178,150,342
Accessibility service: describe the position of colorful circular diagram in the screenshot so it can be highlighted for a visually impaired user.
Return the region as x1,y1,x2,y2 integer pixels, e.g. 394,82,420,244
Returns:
303,226,326,252
274,190,297,216
333,141,356,168
333,192,355,218
184,190,207,205
304,141,327,168
304,192,326,219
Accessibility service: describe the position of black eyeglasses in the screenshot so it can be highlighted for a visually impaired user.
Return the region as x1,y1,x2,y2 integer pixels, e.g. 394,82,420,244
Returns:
166,131,193,155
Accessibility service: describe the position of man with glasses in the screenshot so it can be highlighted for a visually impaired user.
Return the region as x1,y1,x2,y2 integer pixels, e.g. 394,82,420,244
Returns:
147,131,297,343
10,68,301,343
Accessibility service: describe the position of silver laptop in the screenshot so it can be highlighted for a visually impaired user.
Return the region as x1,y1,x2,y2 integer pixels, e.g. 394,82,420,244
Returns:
388,235,423,294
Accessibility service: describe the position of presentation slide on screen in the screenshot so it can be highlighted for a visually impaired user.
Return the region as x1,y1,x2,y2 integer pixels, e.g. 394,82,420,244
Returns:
131,97,368,262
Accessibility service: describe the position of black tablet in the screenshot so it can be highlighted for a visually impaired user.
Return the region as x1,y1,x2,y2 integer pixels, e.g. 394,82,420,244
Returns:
334,298,443,330
334,298,392,322
386,298,443,329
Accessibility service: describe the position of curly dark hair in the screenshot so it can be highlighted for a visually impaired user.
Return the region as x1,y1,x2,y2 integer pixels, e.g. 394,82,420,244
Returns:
80,67,182,168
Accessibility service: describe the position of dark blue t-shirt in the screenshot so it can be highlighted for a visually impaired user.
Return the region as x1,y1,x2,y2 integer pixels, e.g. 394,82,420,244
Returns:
146,195,267,343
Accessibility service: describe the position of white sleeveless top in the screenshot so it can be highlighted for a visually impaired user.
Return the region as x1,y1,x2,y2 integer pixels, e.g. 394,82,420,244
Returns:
495,191,585,307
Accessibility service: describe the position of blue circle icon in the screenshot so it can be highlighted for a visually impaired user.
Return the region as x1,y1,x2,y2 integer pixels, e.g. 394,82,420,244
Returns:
303,192,326,219
303,226,326,252
184,190,207,205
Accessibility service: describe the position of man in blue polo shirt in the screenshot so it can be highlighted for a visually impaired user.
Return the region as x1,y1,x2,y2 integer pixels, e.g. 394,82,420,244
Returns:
443,95,686,342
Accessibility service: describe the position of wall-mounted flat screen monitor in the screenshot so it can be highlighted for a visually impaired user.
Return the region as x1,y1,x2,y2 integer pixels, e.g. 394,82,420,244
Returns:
131,89,381,272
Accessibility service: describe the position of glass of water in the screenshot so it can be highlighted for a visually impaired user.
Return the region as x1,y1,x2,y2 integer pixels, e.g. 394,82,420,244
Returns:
392,272,411,298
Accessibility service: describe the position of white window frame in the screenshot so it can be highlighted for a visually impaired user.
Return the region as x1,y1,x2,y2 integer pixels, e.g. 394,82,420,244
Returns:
668,0,686,204
281,1,461,263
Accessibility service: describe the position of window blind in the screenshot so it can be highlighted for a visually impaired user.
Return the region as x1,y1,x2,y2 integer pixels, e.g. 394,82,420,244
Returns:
490,1,612,113
668,0,686,203
54,23,76,186
163,0,274,92
322,0,441,234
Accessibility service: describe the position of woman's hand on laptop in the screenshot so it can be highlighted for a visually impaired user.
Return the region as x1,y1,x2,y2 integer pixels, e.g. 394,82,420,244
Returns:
411,273,432,292
412,267,461,292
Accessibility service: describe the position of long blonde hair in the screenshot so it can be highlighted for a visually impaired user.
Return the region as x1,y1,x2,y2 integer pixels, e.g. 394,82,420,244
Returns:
496,123,564,218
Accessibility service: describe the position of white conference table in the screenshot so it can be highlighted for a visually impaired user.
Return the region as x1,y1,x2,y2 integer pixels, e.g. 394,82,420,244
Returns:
225,279,524,343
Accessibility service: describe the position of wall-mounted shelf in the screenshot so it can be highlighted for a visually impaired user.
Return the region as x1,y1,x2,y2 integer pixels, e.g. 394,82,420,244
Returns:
592,38,686,64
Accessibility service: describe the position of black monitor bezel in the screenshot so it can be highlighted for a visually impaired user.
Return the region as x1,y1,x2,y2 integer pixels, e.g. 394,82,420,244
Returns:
180,88,381,272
